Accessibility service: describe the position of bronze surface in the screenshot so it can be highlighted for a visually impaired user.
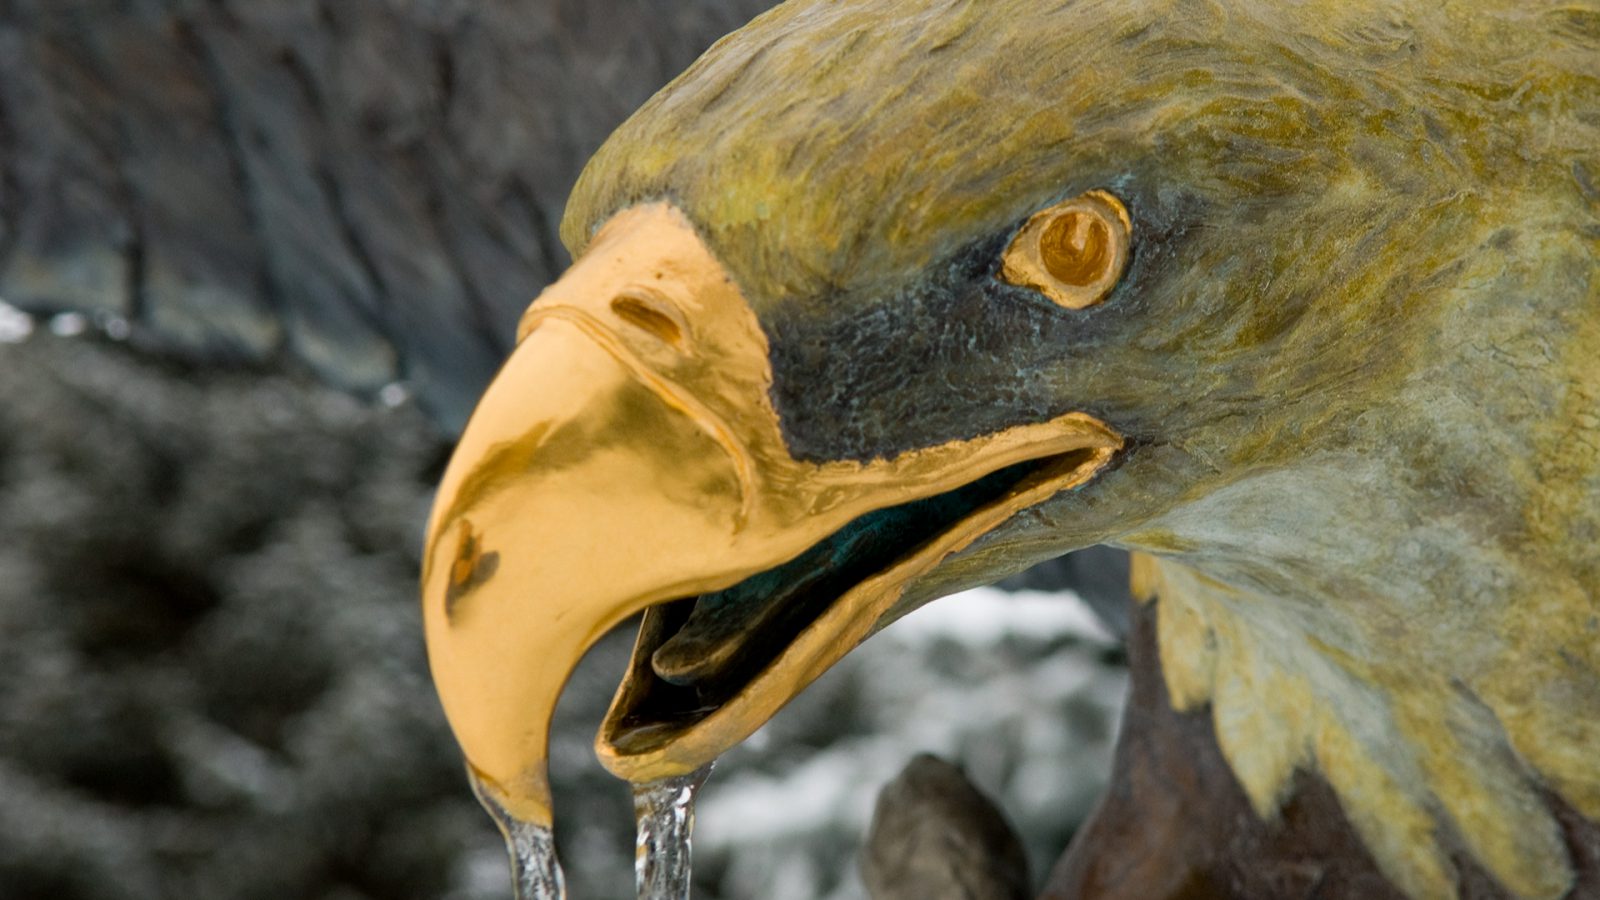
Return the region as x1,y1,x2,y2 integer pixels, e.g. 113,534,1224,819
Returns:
430,1,1599,893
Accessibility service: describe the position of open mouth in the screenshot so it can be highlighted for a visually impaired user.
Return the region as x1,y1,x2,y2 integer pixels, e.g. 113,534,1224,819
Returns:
599,446,1110,758
420,203,1128,823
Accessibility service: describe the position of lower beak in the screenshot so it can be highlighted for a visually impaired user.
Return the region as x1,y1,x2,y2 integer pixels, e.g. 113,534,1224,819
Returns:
420,203,1122,827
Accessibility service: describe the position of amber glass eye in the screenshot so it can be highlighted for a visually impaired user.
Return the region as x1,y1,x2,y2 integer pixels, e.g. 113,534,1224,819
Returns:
1000,190,1131,309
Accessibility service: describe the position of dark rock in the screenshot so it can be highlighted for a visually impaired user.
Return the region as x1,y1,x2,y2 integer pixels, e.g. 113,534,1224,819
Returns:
862,754,1032,900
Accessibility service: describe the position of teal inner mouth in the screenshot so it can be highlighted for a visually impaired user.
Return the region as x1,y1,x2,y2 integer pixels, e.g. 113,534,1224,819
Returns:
600,447,1105,757
648,456,1053,698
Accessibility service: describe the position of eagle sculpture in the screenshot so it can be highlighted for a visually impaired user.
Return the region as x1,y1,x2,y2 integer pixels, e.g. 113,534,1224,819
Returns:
419,1,1600,897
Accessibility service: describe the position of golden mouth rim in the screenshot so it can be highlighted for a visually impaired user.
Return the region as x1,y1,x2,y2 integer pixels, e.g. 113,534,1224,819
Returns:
594,435,1119,783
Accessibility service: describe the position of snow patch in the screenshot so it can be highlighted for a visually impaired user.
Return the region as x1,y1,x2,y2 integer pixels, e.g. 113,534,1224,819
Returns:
885,585,1119,647
48,312,88,337
100,313,131,341
0,298,33,343
379,382,411,408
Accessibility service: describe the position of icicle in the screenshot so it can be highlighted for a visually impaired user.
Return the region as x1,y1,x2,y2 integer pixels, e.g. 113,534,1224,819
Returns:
470,769,567,900
633,765,714,900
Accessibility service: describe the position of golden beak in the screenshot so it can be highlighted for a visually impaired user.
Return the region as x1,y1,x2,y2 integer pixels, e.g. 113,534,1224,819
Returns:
420,203,1123,827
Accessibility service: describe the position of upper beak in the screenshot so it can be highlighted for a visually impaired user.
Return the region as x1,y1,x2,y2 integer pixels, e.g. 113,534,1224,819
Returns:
421,203,1122,826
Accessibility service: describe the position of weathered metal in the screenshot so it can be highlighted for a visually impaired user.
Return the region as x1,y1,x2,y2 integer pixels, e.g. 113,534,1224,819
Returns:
427,0,1600,896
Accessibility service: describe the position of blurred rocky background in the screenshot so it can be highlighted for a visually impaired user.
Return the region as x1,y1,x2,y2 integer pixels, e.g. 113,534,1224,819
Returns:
0,2,1128,898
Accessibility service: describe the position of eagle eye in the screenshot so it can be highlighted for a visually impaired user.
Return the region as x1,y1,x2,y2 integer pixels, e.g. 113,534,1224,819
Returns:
1000,190,1132,310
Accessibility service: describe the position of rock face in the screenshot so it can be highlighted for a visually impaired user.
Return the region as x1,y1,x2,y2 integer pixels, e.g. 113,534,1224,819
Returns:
0,0,772,430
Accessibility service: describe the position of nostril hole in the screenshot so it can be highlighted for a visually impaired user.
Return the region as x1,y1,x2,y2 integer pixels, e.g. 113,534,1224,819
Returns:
611,293,685,348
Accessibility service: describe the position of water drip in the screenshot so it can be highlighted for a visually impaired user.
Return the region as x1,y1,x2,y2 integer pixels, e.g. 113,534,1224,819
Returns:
470,769,567,900
633,765,714,900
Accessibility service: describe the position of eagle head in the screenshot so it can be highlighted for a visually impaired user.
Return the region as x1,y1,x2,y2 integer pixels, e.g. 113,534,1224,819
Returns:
421,2,1599,897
